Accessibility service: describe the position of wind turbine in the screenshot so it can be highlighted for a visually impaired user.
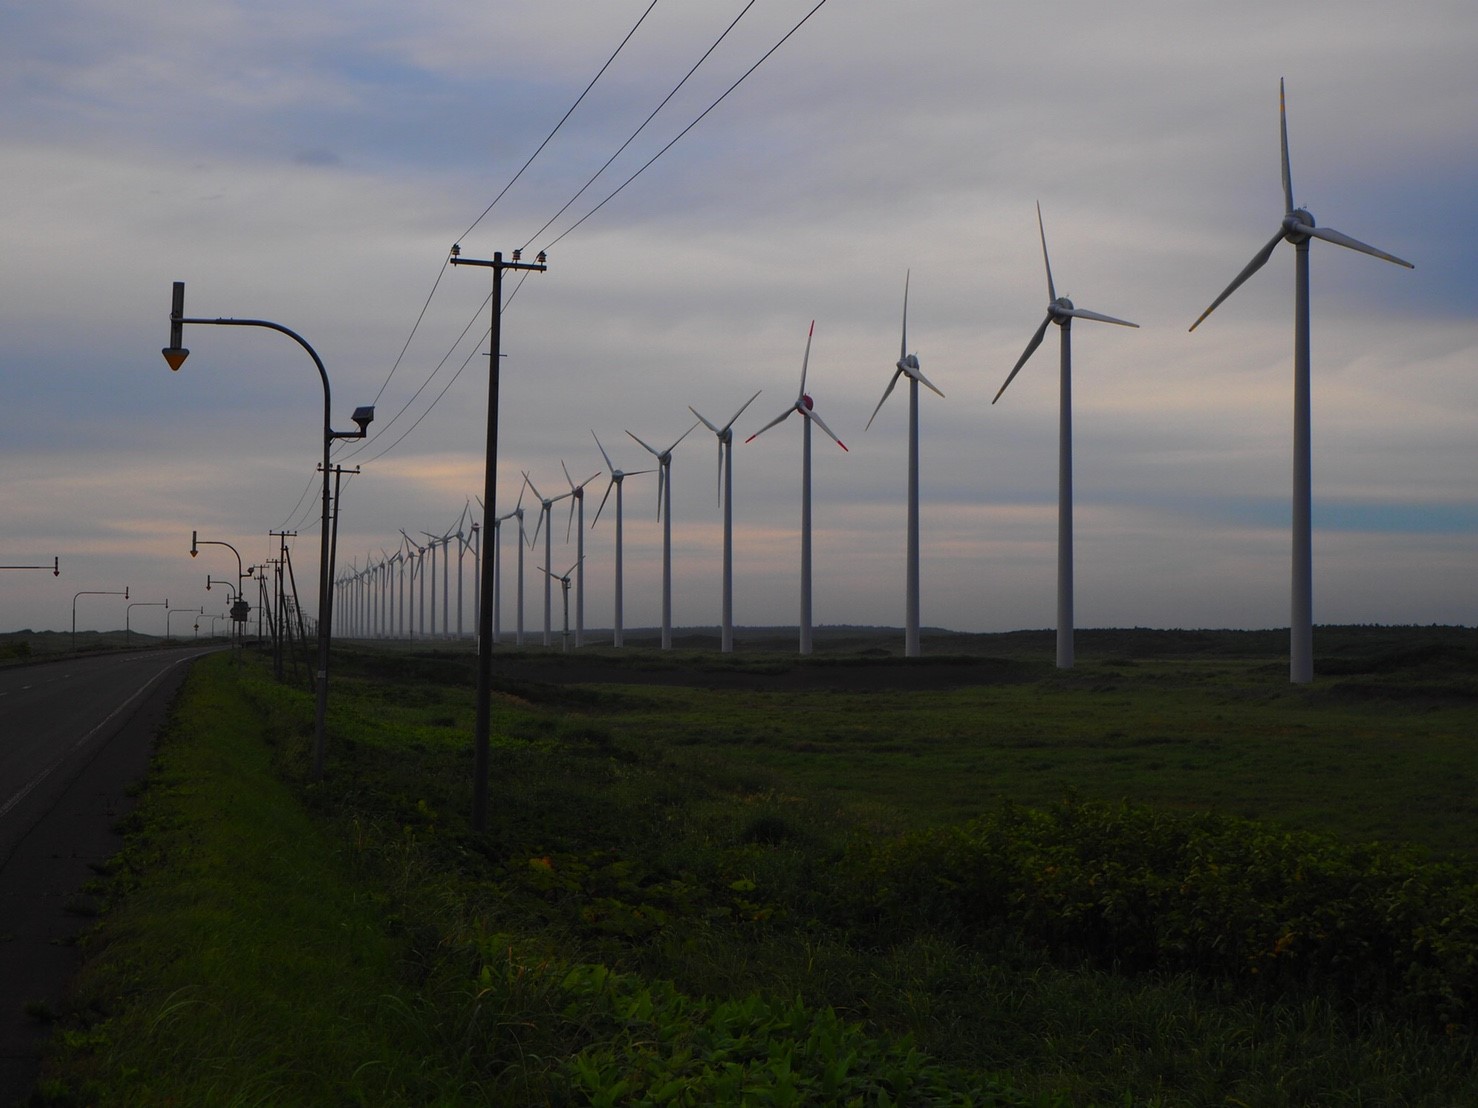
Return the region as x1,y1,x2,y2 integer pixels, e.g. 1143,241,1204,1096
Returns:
492,487,527,645
746,321,848,655
689,389,762,653
865,272,945,658
591,431,654,648
399,531,427,640
523,471,572,647
540,558,583,653
626,421,699,650
1190,79,1413,685
561,461,601,648
993,203,1138,671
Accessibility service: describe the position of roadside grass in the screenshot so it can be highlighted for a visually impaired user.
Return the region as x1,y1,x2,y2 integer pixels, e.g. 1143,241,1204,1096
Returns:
37,630,1478,1105
34,652,479,1104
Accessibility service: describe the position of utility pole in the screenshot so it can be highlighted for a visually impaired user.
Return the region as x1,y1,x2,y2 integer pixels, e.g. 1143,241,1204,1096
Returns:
270,530,296,680
450,244,548,834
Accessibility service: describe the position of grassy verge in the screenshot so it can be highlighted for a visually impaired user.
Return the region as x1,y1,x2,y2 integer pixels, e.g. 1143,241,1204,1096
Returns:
34,652,473,1104
37,634,1478,1105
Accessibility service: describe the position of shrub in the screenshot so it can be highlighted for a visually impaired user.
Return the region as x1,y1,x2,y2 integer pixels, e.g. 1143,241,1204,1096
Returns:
837,797,1478,1029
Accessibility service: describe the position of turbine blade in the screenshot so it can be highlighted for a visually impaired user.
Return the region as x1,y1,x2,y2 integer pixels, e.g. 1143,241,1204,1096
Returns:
561,458,575,490
665,420,700,454
912,366,946,398
993,314,1052,403
1188,228,1285,332
656,463,665,520
797,320,815,400
805,407,848,452
565,497,576,542
1302,223,1414,268
626,430,660,458
523,471,544,501
745,407,793,443
592,478,615,527
716,439,724,505
722,389,763,432
1062,306,1139,328
864,369,904,431
1037,201,1057,303
592,429,615,470
688,405,721,434
899,270,910,362
530,508,544,547
1280,78,1294,214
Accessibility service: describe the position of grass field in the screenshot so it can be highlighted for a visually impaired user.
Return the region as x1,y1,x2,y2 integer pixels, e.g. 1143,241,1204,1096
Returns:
35,626,1478,1104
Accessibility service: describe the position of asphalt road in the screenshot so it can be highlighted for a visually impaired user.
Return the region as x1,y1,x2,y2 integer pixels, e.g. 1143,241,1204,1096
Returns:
0,648,213,1104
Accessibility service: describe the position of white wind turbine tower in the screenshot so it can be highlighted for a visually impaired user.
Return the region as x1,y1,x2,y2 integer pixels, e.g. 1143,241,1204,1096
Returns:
523,472,572,648
492,487,527,645
591,431,654,648
689,389,762,653
993,203,1138,671
865,272,945,659
627,421,699,650
560,461,601,648
1190,79,1413,685
746,321,848,656
399,531,427,640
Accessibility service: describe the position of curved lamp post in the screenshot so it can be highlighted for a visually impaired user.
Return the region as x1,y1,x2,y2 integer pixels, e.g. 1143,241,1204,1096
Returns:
164,281,373,779
167,606,205,642
126,599,168,648
71,587,128,653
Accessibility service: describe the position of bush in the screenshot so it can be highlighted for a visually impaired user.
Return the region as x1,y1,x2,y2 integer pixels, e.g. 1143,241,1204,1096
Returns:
837,797,1478,1029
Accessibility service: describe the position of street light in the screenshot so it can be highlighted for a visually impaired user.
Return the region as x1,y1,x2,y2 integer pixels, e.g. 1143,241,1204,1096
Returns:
126,599,168,648
167,606,205,642
1,556,59,575
71,587,128,653
164,281,373,779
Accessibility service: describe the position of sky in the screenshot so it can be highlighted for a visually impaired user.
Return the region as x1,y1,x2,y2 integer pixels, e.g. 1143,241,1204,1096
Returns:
2,0,1475,641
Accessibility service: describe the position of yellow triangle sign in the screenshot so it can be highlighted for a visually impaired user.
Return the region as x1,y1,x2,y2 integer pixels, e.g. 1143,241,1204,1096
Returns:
162,347,190,371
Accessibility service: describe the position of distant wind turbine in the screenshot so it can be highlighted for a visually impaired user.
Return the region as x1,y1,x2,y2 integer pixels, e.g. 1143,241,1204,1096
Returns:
561,460,601,648
865,272,945,658
1189,79,1413,685
492,486,527,645
746,321,848,655
993,203,1138,670
591,431,654,648
399,531,427,639
689,389,762,652
523,472,573,648
540,558,583,653
627,422,699,650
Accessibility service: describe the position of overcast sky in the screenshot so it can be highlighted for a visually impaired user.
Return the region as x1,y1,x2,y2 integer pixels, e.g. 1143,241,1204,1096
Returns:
3,0,1474,642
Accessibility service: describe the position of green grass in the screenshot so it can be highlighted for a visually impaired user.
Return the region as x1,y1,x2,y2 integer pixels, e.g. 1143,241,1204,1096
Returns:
36,653,480,1104
36,629,1478,1105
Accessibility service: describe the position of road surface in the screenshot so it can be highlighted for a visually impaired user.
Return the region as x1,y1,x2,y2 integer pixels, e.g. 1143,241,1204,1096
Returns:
0,648,213,1103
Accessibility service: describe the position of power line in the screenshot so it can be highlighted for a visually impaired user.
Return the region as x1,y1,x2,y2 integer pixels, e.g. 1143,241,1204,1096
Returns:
347,0,662,458
541,0,832,253
455,0,662,246
518,0,760,254
291,0,830,497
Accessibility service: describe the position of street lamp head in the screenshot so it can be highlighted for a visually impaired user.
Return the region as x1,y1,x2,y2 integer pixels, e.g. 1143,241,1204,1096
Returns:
351,405,375,434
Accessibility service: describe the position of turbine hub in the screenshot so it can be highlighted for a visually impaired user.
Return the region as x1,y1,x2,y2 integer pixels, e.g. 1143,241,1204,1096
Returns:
899,354,919,372
1284,208,1315,242
801,394,814,411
